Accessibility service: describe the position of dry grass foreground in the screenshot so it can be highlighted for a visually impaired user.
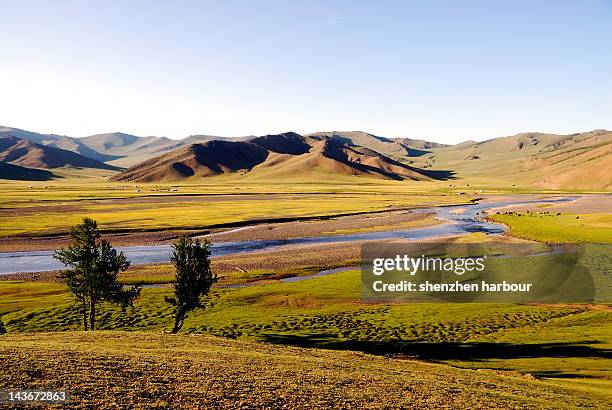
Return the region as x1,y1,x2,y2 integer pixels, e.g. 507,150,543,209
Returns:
1,331,610,409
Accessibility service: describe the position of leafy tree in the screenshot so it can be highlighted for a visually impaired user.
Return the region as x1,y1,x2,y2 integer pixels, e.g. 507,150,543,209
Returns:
0,319,6,334
166,236,216,333
54,218,141,331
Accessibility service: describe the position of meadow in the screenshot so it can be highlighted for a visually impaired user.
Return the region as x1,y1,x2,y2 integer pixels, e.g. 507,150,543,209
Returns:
0,177,473,238
489,212,612,244
2,269,610,394
1,176,611,408
0,170,590,239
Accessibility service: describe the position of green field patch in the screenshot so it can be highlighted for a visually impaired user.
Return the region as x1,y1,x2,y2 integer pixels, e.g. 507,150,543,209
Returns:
490,212,612,243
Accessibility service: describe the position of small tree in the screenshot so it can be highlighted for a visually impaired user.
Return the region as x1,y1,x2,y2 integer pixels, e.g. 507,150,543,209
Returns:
166,236,216,333
0,319,6,334
54,218,141,331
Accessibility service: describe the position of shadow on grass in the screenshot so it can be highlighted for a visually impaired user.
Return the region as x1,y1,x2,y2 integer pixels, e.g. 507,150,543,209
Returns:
260,333,611,363
531,371,603,379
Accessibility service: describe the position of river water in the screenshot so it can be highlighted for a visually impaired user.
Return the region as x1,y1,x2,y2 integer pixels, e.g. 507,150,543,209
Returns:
0,196,577,275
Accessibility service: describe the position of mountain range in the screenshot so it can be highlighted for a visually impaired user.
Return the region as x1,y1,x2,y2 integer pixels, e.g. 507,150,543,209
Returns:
0,135,116,171
109,132,447,182
0,125,610,189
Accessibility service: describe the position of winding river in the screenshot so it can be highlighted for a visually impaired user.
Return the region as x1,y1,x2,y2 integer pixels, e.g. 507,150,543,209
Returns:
0,196,578,275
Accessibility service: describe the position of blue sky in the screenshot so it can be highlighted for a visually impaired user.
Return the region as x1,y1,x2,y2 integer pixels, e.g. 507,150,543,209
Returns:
1,0,611,143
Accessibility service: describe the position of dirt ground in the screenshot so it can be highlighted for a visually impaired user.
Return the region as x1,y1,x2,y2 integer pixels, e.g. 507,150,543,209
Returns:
0,230,186,252
204,209,438,242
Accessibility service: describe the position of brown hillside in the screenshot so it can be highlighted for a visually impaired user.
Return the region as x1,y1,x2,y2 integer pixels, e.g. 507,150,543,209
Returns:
110,140,269,182
0,136,117,170
407,129,612,189
80,132,254,167
306,131,449,160
531,130,612,189
307,131,430,160
312,136,439,180
110,133,445,182
0,126,114,162
250,132,310,154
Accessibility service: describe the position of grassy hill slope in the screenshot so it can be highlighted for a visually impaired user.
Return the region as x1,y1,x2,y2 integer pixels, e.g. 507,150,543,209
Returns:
0,331,608,409
409,130,612,190
307,130,446,160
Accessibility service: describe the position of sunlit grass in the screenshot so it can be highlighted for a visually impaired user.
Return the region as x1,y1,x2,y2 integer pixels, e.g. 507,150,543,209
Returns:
0,178,472,236
490,212,612,244
2,270,610,384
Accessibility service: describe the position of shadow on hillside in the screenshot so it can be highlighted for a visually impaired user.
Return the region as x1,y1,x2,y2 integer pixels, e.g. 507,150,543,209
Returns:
405,147,432,157
0,163,60,181
420,169,456,180
260,333,611,362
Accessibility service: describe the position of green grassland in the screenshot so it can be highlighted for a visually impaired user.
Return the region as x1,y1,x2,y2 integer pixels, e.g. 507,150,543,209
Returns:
490,213,612,244
2,270,610,391
0,194,452,237
0,178,476,237
118,261,346,286
1,171,597,238
0,281,70,315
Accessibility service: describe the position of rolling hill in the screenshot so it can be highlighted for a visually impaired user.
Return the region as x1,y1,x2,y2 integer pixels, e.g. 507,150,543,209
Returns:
80,133,254,167
0,136,118,170
2,124,611,190
1,127,197,167
407,129,612,189
110,132,445,182
80,132,185,167
0,126,115,162
0,127,451,171
110,140,269,182
306,131,444,160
